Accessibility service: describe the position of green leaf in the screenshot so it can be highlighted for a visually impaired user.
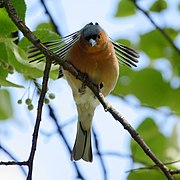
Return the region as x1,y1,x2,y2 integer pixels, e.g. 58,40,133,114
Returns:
0,78,24,88
19,29,60,53
128,118,180,179
139,29,180,76
0,67,9,87
149,0,167,13
117,39,132,47
0,28,59,82
0,50,24,88
115,0,136,17
0,0,26,36
0,41,8,62
113,68,180,115
11,0,26,21
130,118,167,164
0,66,8,79
0,89,13,120
18,29,60,79
0,36,43,79
128,170,166,180
7,43,44,78
166,124,180,161
171,49,180,76
36,22,56,32
164,28,179,40
0,9,17,35
139,29,169,59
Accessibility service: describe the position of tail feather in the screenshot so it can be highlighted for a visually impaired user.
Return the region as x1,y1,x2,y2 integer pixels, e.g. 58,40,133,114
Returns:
71,122,92,162
71,100,97,162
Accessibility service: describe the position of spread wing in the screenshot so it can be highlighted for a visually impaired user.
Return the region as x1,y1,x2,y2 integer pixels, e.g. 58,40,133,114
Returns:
111,40,139,67
28,30,81,63
28,32,139,68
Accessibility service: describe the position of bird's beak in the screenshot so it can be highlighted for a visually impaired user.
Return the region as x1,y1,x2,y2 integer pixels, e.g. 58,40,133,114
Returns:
88,38,97,47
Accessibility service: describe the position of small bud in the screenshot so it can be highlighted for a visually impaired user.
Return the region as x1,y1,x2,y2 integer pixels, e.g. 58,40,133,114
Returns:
17,99,22,104
28,104,34,110
49,93,55,99
25,98,32,105
44,98,50,104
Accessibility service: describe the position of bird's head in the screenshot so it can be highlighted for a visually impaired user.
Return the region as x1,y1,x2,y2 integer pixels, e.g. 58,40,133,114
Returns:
79,22,109,53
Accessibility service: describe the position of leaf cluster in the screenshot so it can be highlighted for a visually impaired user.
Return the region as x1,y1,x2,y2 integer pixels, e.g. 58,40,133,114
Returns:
114,0,180,178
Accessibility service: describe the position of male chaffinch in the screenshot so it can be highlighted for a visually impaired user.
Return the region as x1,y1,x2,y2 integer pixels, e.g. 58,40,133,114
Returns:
28,22,139,162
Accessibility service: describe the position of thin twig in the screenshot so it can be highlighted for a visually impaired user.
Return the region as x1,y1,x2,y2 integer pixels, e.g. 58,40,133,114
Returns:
0,145,27,176
40,0,61,35
92,128,107,180
126,160,180,173
3,0,174,179
0,160,27,166
170,169,180,175
60,117,76,128
26,59,51,180
132,0,180,55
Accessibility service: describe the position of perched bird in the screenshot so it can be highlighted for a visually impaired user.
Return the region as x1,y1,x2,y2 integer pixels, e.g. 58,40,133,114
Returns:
28,22,139,162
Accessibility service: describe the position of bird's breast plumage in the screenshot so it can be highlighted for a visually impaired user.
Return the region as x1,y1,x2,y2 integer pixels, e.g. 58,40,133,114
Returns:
64,40,119,97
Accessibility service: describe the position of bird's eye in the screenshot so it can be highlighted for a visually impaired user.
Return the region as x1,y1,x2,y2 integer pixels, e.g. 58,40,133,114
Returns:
89,22,93,25
95,22,99,25
97,34,100,39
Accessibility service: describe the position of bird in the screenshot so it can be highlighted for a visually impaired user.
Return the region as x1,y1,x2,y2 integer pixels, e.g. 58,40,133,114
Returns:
28,22,139,162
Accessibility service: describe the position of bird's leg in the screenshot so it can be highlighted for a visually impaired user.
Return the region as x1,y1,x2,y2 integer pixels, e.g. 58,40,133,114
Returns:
78,72,88,95
92,82,104,99
57,66,64,79
99,82,104,89
78,82,86,94
78,71,104,95
94,81,104,90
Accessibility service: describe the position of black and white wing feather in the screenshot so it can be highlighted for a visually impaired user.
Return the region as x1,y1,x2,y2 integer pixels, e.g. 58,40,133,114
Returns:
28,30,81,63
28,32,139,68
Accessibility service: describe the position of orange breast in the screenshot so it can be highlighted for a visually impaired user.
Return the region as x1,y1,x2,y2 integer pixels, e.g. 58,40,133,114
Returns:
65,41,119,96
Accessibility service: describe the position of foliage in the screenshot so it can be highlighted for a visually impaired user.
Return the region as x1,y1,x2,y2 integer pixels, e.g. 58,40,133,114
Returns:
0,0,179,179
114,0,180,177
129,118,179,179
0,89,13,120
115,0,136,17
0,1,59,120
149,0,167,13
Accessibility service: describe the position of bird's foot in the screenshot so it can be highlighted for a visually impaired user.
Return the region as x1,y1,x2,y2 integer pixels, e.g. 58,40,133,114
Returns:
78,72,88,95
57,66,64,79
78,83,86,95
78,71,104,94
93,82,104,91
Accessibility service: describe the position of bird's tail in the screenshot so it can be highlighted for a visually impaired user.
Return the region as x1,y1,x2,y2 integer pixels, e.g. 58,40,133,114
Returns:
71,104,95,162
71,121,92,162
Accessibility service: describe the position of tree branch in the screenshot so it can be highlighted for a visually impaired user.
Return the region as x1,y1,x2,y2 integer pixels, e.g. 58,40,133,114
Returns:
2,0,175,179
170,169,180,175
92,128,107,180
0,144,27,176
132,0,180,55
126,159,180,174
26,59,51,180
39,0,61,35
0,160,27,166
